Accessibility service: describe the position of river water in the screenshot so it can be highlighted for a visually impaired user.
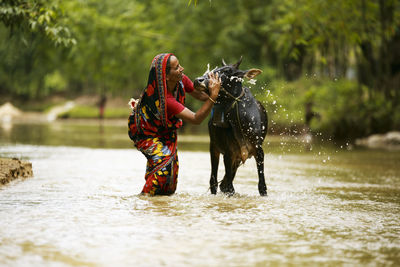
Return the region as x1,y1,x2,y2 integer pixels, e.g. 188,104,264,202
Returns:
0,120,399,266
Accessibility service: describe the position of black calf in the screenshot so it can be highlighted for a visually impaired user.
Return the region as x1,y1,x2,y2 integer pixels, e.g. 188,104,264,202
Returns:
194,58,268,196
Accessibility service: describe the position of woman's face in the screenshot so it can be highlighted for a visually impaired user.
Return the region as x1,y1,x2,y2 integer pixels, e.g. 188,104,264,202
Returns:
167,55,184,83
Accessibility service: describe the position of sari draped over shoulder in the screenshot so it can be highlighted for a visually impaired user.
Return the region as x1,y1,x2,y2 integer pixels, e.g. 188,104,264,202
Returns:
128,53,186,195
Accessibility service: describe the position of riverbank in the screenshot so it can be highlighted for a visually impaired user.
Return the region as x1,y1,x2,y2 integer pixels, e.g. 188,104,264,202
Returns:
0,158,33,185
0,95,130,122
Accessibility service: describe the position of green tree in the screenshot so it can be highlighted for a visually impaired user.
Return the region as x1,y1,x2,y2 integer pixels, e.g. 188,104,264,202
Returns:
1,0,399,137
0,0,76,46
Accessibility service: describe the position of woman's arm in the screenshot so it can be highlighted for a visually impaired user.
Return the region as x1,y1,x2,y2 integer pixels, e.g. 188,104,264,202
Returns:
176,72,220,124
189,89,209,101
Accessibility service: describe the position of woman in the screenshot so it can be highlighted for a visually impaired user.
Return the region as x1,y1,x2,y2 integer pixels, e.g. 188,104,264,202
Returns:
128,53,220,196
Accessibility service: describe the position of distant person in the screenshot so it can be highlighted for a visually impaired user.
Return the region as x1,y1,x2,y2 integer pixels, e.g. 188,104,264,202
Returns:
128,53,221,196
98,94,107,119
304,101,320,131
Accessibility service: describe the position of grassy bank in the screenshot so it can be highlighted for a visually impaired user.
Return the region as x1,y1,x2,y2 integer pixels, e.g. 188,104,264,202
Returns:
59,105,130,119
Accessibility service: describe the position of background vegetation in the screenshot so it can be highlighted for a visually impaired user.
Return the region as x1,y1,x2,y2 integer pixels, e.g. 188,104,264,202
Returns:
1,0,399,139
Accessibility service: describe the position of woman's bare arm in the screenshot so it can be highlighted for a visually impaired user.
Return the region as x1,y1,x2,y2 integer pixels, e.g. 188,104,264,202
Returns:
175,100,214,124
189,89,209,101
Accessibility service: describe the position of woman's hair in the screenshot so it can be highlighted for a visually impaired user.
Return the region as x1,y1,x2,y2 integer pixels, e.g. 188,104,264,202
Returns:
166,55,172,75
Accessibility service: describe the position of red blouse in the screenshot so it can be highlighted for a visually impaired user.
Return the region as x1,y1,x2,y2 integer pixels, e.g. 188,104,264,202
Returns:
166,74,194,118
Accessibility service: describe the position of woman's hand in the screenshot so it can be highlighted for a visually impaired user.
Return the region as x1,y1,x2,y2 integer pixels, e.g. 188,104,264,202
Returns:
208,72,221,100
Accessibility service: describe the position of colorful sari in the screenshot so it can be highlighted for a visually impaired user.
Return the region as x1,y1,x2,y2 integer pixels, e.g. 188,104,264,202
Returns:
128,53,187,196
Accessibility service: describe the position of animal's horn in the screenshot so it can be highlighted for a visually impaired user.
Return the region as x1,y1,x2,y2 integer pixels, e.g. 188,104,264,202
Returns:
233,56,243,69
222,59,227,66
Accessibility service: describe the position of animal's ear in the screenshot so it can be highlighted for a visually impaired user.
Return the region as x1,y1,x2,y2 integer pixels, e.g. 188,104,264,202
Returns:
244,68,262,79
222,59,227,66
233,56,243,69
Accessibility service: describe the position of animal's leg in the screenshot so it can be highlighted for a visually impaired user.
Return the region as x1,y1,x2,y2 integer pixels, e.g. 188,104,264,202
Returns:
220,154,236,195
209,143,220,195
256,147,267,196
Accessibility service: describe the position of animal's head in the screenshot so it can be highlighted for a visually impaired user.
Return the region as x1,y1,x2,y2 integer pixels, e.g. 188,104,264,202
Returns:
193,57,262,97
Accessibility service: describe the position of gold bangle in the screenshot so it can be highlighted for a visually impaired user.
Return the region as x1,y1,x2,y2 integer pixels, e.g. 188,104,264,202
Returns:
208,96,216,104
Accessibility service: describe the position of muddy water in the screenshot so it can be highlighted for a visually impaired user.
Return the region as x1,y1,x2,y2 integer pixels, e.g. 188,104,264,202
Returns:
0,121,399,266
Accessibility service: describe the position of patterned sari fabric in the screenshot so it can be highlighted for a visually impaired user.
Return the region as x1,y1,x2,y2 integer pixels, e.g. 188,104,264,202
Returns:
128,53,186,196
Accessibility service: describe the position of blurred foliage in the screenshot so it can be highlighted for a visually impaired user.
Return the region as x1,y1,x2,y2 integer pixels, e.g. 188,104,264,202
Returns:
0,0,76,46
1,0,400,139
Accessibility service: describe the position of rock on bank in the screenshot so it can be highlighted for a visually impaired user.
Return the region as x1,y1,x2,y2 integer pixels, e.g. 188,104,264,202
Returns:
0,158,33,185
355,131,400,150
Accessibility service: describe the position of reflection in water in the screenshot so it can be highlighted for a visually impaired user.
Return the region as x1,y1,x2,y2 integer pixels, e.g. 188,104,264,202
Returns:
0,120,131,148
98,120,105,148
0,120,13,134
0,120,349,154
0,122,400,266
